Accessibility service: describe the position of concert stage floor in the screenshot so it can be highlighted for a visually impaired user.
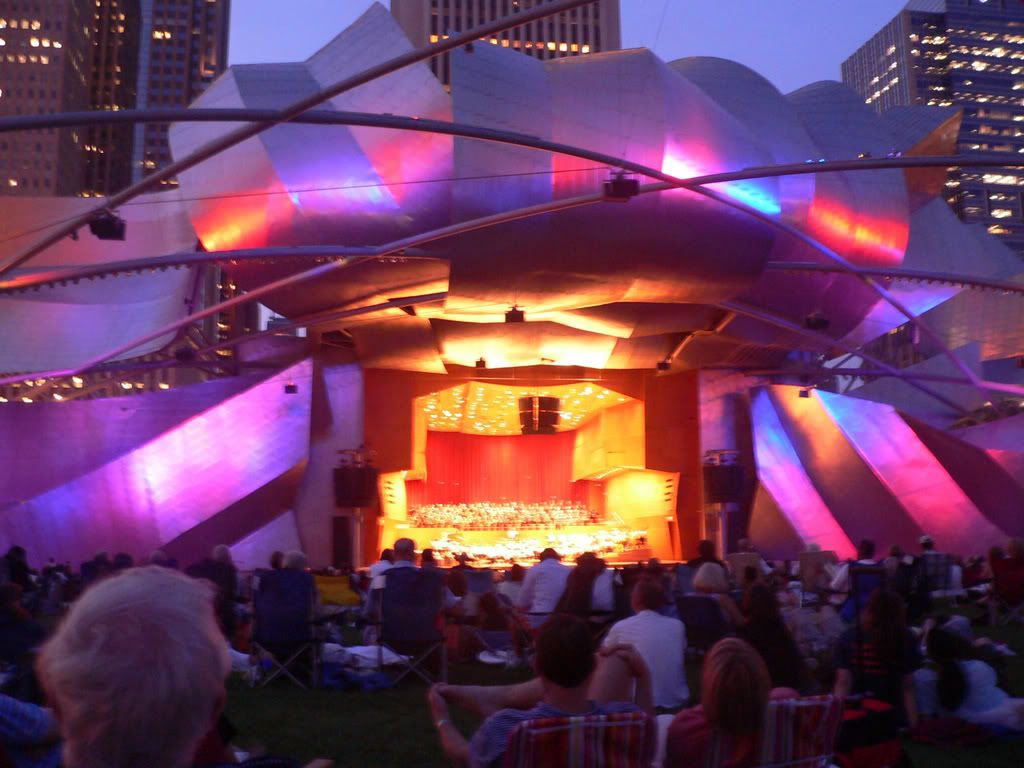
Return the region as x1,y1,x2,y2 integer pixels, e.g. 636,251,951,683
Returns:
381,521,654,567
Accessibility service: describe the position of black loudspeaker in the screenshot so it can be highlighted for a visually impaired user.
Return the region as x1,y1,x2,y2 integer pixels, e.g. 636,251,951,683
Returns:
518,396,560,435
333,466,379,507
703,464,743,503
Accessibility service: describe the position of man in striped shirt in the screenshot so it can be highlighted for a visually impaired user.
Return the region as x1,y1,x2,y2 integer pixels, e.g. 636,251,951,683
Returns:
428,614,654,767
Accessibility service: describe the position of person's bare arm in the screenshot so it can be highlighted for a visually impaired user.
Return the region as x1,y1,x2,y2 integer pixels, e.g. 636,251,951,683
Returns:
433,679,544,720
428,686,470,765
593,644,654,718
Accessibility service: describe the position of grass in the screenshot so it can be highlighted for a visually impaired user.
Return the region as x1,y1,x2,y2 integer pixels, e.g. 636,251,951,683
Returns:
224,604,1024,768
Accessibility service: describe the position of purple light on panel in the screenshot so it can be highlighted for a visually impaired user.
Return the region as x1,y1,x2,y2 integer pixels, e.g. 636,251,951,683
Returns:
815,390,1006,553
0,360,313,566
750,389,856,558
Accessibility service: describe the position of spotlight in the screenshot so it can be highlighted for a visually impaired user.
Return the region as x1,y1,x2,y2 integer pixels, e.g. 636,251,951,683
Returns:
475,357,487,369
505,306,525,323
804,313,830,332
656,360,671,371
799,388,812,399
284,382,299,394
88,211,127,241
603,171,639,201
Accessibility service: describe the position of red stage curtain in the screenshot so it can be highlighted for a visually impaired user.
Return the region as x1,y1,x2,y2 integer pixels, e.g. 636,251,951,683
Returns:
407,430,586,505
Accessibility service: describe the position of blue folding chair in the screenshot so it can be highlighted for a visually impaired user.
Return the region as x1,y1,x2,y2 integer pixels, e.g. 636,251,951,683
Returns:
376,567,448,684
252,569,319,688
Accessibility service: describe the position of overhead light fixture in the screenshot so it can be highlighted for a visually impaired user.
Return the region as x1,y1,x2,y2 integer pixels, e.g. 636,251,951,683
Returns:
88,211,127,241
603,171,639,201
656,360,671,371
505,306,525,323
284,382,298,394
475,357,487,369
799,388,812,399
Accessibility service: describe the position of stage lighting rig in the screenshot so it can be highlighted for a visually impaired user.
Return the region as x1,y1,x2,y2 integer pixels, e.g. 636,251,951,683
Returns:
603,171,639,202
88,211,127,241
475,357,487,369
505,306,525,323
656,360,671,371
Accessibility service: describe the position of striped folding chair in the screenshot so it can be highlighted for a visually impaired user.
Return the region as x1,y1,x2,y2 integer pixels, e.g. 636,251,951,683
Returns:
503,711,656,768
706,695,843,768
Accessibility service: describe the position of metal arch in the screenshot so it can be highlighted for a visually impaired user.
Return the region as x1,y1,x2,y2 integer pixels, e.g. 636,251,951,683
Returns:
765,262,1024,297
0,182,637,387
0,0,597,280
0,106,1008,398
716,299,972,416
0,247,438,295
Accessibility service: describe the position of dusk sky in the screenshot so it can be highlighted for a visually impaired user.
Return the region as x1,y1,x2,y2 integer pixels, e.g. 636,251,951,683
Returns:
229,1,909,94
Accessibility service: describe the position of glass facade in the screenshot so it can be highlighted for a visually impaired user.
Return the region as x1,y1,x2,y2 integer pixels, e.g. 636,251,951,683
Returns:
391,0,621,86
843,0,1024,260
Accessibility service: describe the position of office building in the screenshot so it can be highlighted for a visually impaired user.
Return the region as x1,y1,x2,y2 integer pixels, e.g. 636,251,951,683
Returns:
843,0,1024,258
0,0,92,195
132,0,230,186
84,0,140,196
391,0,620,85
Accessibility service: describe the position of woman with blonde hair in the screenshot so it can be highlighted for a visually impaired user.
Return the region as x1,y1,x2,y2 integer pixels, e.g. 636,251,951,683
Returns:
692,562,745,626
666,638,798,767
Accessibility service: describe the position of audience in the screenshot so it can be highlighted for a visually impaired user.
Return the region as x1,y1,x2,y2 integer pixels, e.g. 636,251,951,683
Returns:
36,566,298,768
496,563,525,605
0,691,60,768
603,579,689,709
665,638,798,767
517,548,571,627
833,589,921,727
687,539,725,571
692,562,745,626
0,583,45,668
737,585,803,690
428,614,653,767
915,627,1024,729
367,549,394,580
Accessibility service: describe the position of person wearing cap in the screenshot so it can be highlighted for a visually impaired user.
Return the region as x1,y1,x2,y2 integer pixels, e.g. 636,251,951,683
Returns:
915,535,949,594
517,548,571,628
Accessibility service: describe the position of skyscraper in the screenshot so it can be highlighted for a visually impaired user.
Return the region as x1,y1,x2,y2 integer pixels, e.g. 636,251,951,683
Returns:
843,0,1024,259
391,0,621,86
132,0,230,186
0,0,93,195
84,0,141,197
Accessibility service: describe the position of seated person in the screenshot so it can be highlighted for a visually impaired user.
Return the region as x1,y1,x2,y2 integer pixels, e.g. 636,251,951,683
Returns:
36,566,300,768
428,614,653,767
833,589,920,727
692,562,745,627
603,579,689,709
915,627,1024,730
737,585,803,691
666,638,798,767
687,540,725,571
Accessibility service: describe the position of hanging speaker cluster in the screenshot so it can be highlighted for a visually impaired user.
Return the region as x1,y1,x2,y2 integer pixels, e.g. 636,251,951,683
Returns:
518,396,560,435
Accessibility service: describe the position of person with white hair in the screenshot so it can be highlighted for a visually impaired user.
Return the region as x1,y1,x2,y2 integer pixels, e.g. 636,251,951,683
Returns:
693,562,745,627
36,566,236,768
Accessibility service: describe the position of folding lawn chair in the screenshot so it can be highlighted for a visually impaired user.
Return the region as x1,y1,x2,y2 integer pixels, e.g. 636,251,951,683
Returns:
503,710,655,768
376,566,448,684
252,568,320,689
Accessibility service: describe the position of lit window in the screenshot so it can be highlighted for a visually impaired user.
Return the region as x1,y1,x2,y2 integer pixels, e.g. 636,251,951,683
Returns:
30,19,39,30
547,41,556,50
29,36,38,46
991,208,1014,218
559,42,568,52
581,44,590,53
429,34,438,43
7,178,16,186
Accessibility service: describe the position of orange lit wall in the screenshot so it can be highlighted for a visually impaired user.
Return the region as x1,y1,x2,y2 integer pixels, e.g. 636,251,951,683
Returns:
572,400,646,480
604,469,680,560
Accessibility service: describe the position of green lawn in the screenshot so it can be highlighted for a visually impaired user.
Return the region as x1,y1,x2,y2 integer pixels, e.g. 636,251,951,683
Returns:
224,606,1024,767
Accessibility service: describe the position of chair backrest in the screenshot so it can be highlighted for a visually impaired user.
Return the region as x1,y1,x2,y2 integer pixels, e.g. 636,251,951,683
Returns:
314,574,361,606
253,569,315,648
380,566,445,654
675,564,695,596
797,551,838,592
707,696,842,768
676,595,730,653
726,553,762,580
502,711,655,768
